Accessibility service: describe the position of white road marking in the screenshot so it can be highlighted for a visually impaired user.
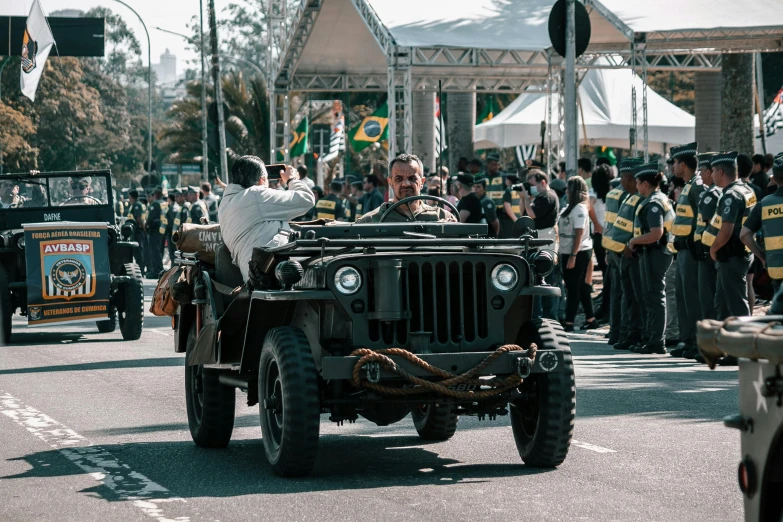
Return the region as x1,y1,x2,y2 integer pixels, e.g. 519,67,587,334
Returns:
572,440,616,453
148,329,172,337
0,391,189,522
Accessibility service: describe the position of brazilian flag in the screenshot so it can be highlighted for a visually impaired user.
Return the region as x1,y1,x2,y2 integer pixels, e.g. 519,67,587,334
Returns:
349,103,388,153
477,96,498,124
276,117,308,160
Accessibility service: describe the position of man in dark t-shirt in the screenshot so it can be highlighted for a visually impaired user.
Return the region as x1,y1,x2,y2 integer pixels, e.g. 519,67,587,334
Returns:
454,173,485,224
520,170,559,231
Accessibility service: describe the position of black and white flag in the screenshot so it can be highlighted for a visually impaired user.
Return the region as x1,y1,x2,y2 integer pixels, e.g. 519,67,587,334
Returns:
761,87,783,138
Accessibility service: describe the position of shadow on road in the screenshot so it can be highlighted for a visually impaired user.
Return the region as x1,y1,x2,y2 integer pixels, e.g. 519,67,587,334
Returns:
0,357,184,375
2,434,549,500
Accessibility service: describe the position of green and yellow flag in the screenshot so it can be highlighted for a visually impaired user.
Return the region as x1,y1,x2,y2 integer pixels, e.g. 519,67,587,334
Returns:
349,103,388,152
276,117,308,160
477,96,498,124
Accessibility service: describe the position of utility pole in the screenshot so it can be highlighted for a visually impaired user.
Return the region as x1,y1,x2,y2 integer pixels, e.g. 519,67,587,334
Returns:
199,0,209,182
207,0,228,183
564,0,577,178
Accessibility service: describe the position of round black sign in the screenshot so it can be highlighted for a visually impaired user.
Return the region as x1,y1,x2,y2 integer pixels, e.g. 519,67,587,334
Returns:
548,0,592,59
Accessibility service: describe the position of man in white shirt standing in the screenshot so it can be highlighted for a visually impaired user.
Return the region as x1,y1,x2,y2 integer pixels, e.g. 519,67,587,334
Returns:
219,156,315,280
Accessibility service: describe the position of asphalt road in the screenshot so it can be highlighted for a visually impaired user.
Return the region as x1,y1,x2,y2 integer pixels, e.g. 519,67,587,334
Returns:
0,282,743,522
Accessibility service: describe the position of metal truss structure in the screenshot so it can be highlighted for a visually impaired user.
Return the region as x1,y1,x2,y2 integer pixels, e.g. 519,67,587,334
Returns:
267,0,783,157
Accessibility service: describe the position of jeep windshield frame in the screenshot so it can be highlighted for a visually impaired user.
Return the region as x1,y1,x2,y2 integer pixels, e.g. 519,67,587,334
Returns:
0,170,115,230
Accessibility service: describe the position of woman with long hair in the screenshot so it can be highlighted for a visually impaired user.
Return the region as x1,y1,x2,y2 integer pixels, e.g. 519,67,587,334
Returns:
558,176,597,332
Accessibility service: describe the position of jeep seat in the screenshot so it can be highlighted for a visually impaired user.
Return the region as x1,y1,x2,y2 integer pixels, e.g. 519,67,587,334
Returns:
214,244,243,315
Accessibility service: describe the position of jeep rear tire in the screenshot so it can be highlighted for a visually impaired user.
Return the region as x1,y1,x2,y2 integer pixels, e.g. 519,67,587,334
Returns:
0,264,11,345
118,263,144,340
96,307,116,333
258,327,320,477
412,404,458,440
510,318,575,467
185,321,236,447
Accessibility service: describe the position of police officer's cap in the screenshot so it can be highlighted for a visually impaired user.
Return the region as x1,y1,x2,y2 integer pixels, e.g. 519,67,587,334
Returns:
697,153,715,168
187,185,199,193
473,174,489,187
710,152,738,169
550,178,567,192
486,153,501,163
70,176,92,187
455,173,475,186
633,162,660,180
772,152,783,173
344,174,359,184
619,158,644,174
505,173,520,183
350,180,363,188
170,188,181,195
669,141,698,161
153,186,164,196
312,185,324,198
329,180,344,192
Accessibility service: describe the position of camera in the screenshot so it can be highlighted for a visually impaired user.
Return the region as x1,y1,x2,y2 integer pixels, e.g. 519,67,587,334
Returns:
511,182,531,193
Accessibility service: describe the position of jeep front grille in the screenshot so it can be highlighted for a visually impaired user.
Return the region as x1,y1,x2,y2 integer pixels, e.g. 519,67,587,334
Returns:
367,260,488,348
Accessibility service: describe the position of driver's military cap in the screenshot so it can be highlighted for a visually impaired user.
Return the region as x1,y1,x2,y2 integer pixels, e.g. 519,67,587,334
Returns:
455,173,475,186
669,141,698,161
187,185,199,193
70,176,92,187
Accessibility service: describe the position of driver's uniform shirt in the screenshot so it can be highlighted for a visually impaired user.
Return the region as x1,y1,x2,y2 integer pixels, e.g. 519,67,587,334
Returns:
355,201,457,223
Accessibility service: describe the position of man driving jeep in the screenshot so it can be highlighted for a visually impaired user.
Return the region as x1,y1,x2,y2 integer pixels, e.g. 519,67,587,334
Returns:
355,154,457,223
61,176,98,205
219,155,315,279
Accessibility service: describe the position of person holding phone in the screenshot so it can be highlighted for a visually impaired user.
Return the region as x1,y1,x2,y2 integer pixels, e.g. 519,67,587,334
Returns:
219,156,315,280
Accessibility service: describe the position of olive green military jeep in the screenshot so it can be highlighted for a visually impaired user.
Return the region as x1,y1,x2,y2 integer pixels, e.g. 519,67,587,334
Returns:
173,196,574,477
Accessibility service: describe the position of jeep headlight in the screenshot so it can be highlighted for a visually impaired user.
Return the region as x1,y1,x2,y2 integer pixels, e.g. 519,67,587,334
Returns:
491,263,518,292
15,234,25,249
334,266,362,295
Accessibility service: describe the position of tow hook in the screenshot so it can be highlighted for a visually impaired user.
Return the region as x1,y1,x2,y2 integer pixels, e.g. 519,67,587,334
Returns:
363,362,381,383
516,357,532,379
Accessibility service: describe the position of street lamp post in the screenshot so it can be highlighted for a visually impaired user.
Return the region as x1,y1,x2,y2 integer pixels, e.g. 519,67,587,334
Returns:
155,27,266,183
198,0,208,182
113,0,153,178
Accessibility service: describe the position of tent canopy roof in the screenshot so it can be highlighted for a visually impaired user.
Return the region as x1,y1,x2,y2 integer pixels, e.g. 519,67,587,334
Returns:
473,66,696,153
279,0,783,90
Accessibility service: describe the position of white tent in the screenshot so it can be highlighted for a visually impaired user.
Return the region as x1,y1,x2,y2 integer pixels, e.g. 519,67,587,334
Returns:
474,67,695,154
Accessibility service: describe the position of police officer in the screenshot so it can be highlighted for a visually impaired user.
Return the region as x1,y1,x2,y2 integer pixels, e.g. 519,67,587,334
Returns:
485,153,506,223
178,188,192,227
701,152,758,321
146,187,166,278
602,157,643,345
350,180,365,221
693,154,721,331
627,163,676,354
454,173,485,223
314,181,346,220
187,186,209,224
166,190,180,265
669,142,705,357
604,159,645,350
127,189,147,274
741,152,783,294
473,175,500,236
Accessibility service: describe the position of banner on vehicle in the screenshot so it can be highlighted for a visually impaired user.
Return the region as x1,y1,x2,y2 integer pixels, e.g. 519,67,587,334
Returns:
24,222,111,326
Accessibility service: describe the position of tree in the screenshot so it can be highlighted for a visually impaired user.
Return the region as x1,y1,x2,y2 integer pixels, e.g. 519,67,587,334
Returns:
0,101,37,171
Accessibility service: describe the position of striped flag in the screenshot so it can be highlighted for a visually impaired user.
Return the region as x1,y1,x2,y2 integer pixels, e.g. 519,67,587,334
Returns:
435,96,446,157
322,106,345,162
515,145,537,166
761,87,783,137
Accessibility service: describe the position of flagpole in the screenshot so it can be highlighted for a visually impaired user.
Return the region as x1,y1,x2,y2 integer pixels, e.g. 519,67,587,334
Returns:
113,0,152,178
0,57,8,174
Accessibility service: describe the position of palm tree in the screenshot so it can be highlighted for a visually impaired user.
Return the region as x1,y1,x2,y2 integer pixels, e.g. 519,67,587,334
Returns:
158,71,270,173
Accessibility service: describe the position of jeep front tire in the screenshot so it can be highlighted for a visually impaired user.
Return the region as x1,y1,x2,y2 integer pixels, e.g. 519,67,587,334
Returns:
510,318,575,467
